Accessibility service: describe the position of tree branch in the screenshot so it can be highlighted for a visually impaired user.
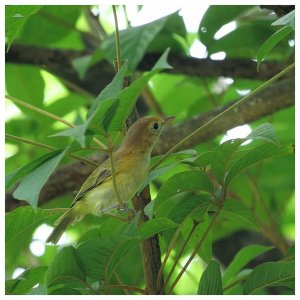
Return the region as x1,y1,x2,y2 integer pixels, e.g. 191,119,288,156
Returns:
5,77,294,211
5,44,290,96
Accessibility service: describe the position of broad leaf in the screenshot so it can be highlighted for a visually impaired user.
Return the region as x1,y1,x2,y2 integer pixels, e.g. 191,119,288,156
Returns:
5,266,48,295
154,170,214,210
223,244,273,285
243,261,295,294
45,246,85,288
225,142,291,187
221,199,258,230
76,235,139,281
199,5,253,47
6,150,62,189
257,26,293,69
13,148,68,207
139,218,178,240
182,214,212,262
5,5,42,50
5,207,60,267
198,260,223,295
102,14,168,71
212,123,278,184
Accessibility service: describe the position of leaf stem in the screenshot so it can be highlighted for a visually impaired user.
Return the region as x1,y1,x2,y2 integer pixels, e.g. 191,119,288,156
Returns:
223,274,248,292
106,135,125,209
5,133,98,168
5,94,108,150
159,220,199,294
112,5,122,72
152,62,295,170
167,206,223,294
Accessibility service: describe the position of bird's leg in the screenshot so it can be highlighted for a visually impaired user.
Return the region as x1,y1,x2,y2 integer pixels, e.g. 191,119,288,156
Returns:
116,202,136,221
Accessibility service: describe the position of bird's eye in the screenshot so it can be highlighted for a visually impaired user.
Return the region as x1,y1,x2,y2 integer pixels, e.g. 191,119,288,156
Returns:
152,122,159,130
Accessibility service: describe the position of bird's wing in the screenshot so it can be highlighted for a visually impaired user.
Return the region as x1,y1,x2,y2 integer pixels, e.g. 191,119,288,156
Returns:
70,160,118,206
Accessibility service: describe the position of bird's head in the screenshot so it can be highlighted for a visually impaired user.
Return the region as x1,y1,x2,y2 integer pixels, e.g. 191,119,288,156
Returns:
121,116,175,154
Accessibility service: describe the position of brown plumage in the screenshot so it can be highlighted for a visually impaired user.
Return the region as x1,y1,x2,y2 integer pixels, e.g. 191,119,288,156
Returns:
46,116,174,244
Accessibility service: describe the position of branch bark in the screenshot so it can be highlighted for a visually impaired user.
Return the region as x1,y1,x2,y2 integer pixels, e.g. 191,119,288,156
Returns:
6,44,289,95
5,76,294,211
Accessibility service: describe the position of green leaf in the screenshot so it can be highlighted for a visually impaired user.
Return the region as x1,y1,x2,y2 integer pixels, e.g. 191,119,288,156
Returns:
13,148,68,207
243,261,295,294
50,287,82,295
154,170,214,210
87,48,172,135
45,246,85,288
139,218,177,240
225,142,290,187
221,199,258,230
5,266,48,295
182,214,212,262
5,5,42,50
223,245,273,286
212,123,278,184
208,23,279,59
76,235,139,281
102,15,168,71
166,194,211,224
52,49,171,144
17,6,83,50
6,150,62,189
198,260,223,295
199,5,253,47
86,62,128,119
272,10,295,29
257,26,293,69
5,207,60,268
6,64,45,111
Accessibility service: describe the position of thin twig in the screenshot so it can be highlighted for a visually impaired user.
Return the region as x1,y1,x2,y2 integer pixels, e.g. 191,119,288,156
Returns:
5,133,98,167
5,94,108,150
167,206,223,294
159,220,199,294
112,5,122,71
114,271,130,295
156,227,181,289
151,62,295,170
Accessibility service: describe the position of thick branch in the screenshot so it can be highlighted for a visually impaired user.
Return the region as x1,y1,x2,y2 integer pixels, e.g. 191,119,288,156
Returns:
5,77,294,211
5,44,289,95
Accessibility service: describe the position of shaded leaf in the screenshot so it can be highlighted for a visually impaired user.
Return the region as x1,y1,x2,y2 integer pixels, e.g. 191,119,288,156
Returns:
13,148,68,207
199,5,253,47
257,26,293,69
225,142,291,187
5,207,60,265
6,150,62,189
243,261,295,294
5,5,42,50
154,170,214,210
221,199,258,230
223,244,273,285
5,266,48,295
45,246,85,288
198,260,223,295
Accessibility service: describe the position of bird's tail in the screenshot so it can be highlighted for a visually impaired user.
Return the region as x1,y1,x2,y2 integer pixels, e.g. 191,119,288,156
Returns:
46,209,76,244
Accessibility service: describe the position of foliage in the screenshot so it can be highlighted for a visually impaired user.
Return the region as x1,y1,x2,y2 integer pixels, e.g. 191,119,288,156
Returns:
5,5,294,295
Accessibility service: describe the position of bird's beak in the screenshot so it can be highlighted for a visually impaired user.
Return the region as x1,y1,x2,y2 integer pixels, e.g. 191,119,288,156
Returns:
163,116,175,124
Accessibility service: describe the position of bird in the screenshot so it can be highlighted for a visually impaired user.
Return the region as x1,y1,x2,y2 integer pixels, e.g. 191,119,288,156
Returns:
46,116,174,244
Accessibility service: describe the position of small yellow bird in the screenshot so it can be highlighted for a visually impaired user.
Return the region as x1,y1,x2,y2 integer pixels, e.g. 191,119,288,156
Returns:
46,116,174,244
